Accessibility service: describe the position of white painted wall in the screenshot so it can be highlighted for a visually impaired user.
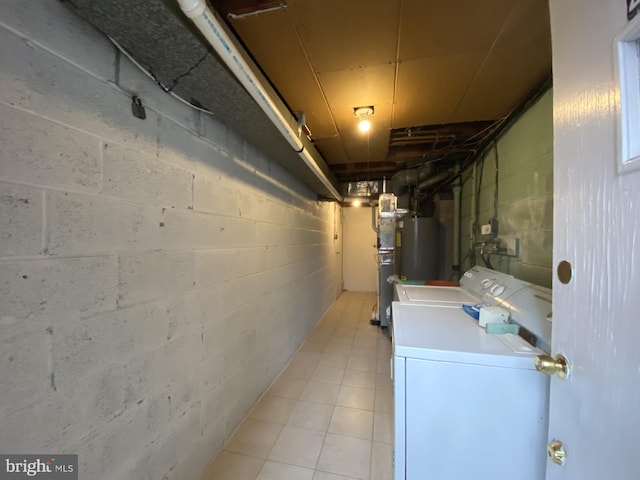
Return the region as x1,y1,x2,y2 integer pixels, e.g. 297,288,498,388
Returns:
0,1,341,478
342,206,377,292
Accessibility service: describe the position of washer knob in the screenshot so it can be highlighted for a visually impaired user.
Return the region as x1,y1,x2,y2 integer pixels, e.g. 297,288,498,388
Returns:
490,284,505,296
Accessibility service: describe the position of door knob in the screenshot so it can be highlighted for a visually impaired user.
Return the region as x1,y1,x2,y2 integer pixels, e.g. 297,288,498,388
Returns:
534,354,570,379
547,440,566,465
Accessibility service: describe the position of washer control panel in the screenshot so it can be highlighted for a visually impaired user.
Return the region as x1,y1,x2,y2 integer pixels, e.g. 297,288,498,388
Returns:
460,266,530,303
460,266,553,353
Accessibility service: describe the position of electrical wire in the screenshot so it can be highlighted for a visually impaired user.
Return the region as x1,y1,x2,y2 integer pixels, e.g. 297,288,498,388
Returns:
462,117,508,146
493,142,499,222
165,46,212,92
108,35,215,115
475,156,485,229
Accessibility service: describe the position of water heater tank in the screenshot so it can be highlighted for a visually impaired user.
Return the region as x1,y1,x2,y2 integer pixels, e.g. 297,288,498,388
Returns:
398,217,439,281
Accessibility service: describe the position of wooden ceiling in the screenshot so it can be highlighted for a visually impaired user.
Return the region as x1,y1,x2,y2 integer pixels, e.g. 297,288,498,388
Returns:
212,0,551,183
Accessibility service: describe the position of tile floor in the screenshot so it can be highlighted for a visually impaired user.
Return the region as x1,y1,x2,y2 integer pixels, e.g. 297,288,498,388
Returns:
201,292,393,480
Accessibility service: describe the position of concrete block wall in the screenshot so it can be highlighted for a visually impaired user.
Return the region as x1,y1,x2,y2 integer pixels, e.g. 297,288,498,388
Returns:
0,1,341,478
460,89,553,287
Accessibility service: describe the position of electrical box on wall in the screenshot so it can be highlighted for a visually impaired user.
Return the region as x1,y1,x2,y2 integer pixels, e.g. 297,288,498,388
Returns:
479,218,498,236
499,236,520,257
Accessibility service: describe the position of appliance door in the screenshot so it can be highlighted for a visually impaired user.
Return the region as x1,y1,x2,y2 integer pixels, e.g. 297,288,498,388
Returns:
392,302,549,480
404,357,548,480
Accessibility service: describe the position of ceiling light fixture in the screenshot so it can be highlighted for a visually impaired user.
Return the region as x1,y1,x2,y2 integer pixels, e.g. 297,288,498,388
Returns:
354,105,374,133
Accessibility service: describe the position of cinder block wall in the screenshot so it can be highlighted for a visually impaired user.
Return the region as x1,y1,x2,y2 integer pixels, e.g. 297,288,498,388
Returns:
0,1,341,478
460,89,553,287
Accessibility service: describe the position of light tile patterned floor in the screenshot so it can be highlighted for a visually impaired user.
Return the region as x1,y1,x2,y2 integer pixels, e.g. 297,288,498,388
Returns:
201,292,393,480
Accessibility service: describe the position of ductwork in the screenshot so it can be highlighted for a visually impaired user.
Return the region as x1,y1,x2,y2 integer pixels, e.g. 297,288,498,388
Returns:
391,169,419,195
417,170,453,192
176,0,341,201
418,163,433,182
392,163,455,196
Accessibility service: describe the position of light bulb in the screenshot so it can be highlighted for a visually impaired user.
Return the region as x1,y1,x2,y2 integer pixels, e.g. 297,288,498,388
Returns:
352,200,362,207
358,119,371,132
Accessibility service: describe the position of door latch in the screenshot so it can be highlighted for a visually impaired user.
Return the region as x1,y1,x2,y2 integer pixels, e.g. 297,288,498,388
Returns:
547,440,566,465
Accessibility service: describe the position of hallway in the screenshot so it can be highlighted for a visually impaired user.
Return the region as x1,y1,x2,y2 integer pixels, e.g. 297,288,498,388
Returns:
201,292,393,480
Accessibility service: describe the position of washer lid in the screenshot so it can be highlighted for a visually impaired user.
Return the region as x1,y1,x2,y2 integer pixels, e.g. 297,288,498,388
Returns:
392,302,543,369
395,284,479,306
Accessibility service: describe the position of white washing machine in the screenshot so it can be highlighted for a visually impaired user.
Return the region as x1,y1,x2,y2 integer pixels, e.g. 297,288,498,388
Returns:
394,265,532,308
391,268,552,480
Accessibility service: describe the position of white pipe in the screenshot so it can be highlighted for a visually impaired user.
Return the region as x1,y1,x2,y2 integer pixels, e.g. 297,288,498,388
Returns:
371,201,379,233
176,0,342,201
452,183,461,280
470,162,477,261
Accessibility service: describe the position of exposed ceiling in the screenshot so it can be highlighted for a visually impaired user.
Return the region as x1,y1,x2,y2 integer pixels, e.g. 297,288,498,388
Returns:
65,0,551,197
216,0,551,183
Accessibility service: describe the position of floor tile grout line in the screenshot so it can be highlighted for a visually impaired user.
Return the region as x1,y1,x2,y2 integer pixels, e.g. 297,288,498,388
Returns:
310,402,335,473
218,311,332,476
264,339,344,473
203,293,386,480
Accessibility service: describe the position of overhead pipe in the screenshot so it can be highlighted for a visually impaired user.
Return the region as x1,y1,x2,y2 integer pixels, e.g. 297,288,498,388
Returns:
469,162,477,265
416,169,453,192
176,0,342,201
417,163,433,182
391,162,436,195
391,168,419,195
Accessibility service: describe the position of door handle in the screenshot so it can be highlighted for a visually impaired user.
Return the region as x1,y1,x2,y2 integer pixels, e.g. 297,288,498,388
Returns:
534,354,570,379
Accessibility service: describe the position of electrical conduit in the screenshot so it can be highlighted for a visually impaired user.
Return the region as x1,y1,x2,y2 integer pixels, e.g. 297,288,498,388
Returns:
176,0,341,201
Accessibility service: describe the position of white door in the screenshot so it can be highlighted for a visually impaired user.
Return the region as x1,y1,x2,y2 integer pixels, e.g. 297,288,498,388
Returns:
548,1,640,479
342,206,377,291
